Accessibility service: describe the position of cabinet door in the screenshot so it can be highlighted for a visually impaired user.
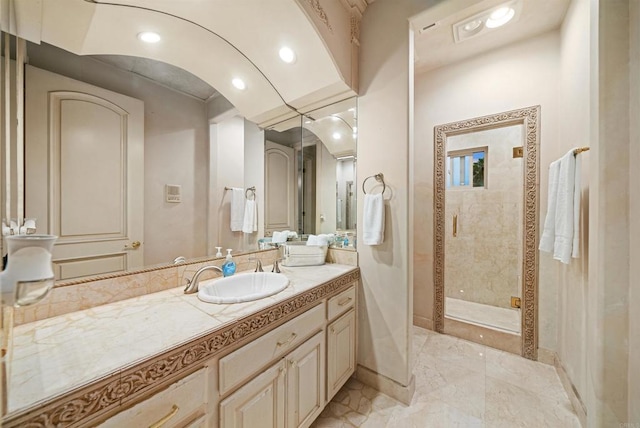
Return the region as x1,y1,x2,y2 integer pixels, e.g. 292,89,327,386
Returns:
220,360,286,428
286,331,325,428
327,309,356,401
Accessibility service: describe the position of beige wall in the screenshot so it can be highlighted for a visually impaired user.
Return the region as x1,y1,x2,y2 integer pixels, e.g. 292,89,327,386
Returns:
413,31,561,346
444,127,523,309
629,0,640,423
24,43,210,267
357,0,426,390
556,0,591,408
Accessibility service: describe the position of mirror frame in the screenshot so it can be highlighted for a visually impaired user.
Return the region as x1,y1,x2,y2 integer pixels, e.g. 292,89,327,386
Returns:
433,105,540,360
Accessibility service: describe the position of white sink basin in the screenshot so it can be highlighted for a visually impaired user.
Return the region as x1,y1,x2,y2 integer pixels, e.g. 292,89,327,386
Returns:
197,272,290,304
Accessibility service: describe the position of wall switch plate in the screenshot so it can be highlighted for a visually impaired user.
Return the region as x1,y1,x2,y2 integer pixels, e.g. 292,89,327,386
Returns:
165,184,182,203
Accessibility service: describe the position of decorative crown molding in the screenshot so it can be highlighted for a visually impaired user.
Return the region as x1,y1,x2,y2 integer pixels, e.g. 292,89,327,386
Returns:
305,0,333,33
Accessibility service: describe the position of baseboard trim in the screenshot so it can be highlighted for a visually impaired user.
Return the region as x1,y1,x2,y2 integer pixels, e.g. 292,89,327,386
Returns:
354,365,415,405
413,315,433,330
537,347,556,365
548,350,587,427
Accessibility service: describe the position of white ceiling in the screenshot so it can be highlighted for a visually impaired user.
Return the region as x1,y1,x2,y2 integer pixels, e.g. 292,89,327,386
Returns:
91,55,219,101
412,0,571,74
9,0,360,127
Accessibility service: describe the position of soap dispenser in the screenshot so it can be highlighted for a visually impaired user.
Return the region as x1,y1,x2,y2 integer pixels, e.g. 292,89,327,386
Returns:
222,249,236,277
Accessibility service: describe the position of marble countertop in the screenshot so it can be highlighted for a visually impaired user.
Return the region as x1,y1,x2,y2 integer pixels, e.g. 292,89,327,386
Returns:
7,263,357,415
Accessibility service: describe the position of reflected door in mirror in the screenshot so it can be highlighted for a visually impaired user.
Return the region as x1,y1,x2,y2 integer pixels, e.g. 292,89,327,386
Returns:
265,141,296,235
25,66,144,280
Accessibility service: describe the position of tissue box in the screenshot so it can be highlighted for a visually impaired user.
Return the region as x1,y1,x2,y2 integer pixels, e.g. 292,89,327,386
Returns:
281,242,327,267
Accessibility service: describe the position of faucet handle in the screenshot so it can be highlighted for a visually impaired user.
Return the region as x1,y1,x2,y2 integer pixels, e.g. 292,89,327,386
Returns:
272,259,282,273
248,257,263,272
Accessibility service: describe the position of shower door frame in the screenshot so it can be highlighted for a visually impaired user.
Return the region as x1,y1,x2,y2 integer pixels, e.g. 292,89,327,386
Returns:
433,105,541,360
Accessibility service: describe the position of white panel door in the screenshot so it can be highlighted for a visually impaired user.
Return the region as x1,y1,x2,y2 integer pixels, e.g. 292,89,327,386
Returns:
25,65,144,280
286,331,325,428
265,140,296,235
220,360,286,428
327,309,356,401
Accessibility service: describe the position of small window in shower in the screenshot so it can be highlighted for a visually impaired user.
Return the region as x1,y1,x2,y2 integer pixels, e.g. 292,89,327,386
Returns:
446,147,487,189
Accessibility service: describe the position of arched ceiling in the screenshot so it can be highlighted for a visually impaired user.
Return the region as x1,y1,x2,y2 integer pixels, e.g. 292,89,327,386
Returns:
5,0,367,127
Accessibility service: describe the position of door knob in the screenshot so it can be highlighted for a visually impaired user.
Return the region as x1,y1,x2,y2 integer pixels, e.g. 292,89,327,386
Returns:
125,241,141,249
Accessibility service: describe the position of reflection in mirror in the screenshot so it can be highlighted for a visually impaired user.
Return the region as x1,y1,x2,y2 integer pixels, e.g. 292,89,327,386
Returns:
264,98,357,247
13,41,268,283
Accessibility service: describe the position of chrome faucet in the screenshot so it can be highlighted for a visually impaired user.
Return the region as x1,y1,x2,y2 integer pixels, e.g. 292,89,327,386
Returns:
248,257,263,272
184,265,223,294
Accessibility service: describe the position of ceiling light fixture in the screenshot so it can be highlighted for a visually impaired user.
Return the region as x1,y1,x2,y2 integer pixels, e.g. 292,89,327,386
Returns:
137,32,161,43
453,0,522,43
232,78,246,90
279,46,296,64
485,6,515,28
332,132,341,140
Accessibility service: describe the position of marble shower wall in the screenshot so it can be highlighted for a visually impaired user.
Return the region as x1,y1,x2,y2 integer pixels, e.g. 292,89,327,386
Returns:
444,126,523,309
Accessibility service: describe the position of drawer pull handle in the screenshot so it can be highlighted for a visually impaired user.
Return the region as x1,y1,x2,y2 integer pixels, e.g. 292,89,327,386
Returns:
277,333,297,347
149,404,179,428
338,297,352,306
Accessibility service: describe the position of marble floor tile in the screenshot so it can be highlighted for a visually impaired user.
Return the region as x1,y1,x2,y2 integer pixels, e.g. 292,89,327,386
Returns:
312,327,580,428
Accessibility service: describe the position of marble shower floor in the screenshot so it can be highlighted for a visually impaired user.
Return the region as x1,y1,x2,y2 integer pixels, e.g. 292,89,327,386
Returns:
312,327,580,428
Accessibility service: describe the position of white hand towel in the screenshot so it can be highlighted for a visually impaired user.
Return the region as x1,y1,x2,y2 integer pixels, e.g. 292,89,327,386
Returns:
242,199,257,234
230,188,245,232
306,235,319,246
552,150,577,264
363,193,385,245
539,159,560,253
572,154,581,258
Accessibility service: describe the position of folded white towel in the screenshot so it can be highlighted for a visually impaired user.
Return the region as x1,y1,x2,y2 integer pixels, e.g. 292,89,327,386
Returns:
553,150,577,264
242,199,257,234
230,188,244,232
539,149,581,264
539,160,560,253
306,234,329,246
363,193,385,245
572,154,581,258
272,230,290,244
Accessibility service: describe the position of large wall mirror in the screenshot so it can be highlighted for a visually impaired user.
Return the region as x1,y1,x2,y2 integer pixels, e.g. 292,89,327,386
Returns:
1,40,358,287
434,106,540,360
264,98,357,248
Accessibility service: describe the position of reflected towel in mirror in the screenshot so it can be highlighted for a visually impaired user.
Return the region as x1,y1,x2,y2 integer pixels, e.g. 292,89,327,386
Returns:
230,188,245,231
242,198,257,234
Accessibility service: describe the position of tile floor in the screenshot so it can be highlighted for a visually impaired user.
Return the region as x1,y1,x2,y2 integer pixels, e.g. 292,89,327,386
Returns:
312,327,580,427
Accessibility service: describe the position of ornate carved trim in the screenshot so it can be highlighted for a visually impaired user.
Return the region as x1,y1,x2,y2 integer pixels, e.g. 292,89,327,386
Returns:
433,106,540,360
350,12,361,46
4,269,361,427
305,0,333,33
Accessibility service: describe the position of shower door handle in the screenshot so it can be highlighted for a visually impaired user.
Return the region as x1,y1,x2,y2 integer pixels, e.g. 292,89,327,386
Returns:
453,215,457,237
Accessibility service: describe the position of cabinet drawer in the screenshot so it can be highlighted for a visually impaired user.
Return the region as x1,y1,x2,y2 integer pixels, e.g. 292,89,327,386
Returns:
99,368,206,428
219,303,325,395
327,286,355,321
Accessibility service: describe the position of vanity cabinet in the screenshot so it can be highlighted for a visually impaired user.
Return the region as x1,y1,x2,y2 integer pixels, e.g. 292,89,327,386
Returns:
98,368,207,428
220,332,325,428
327,309,356,401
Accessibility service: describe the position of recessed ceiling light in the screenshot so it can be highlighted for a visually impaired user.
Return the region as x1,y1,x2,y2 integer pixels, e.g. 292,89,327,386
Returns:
279,46,296,64
332,132,341,140
463,19,482,32
137,32,161,43
486,7,515,28
232,78,246,90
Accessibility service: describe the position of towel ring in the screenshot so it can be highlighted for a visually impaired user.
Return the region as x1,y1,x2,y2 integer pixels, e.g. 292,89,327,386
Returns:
362,173,386,195
245,186,256,200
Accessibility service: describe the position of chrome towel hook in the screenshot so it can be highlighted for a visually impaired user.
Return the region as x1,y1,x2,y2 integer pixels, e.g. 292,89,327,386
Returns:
362,173,386,195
